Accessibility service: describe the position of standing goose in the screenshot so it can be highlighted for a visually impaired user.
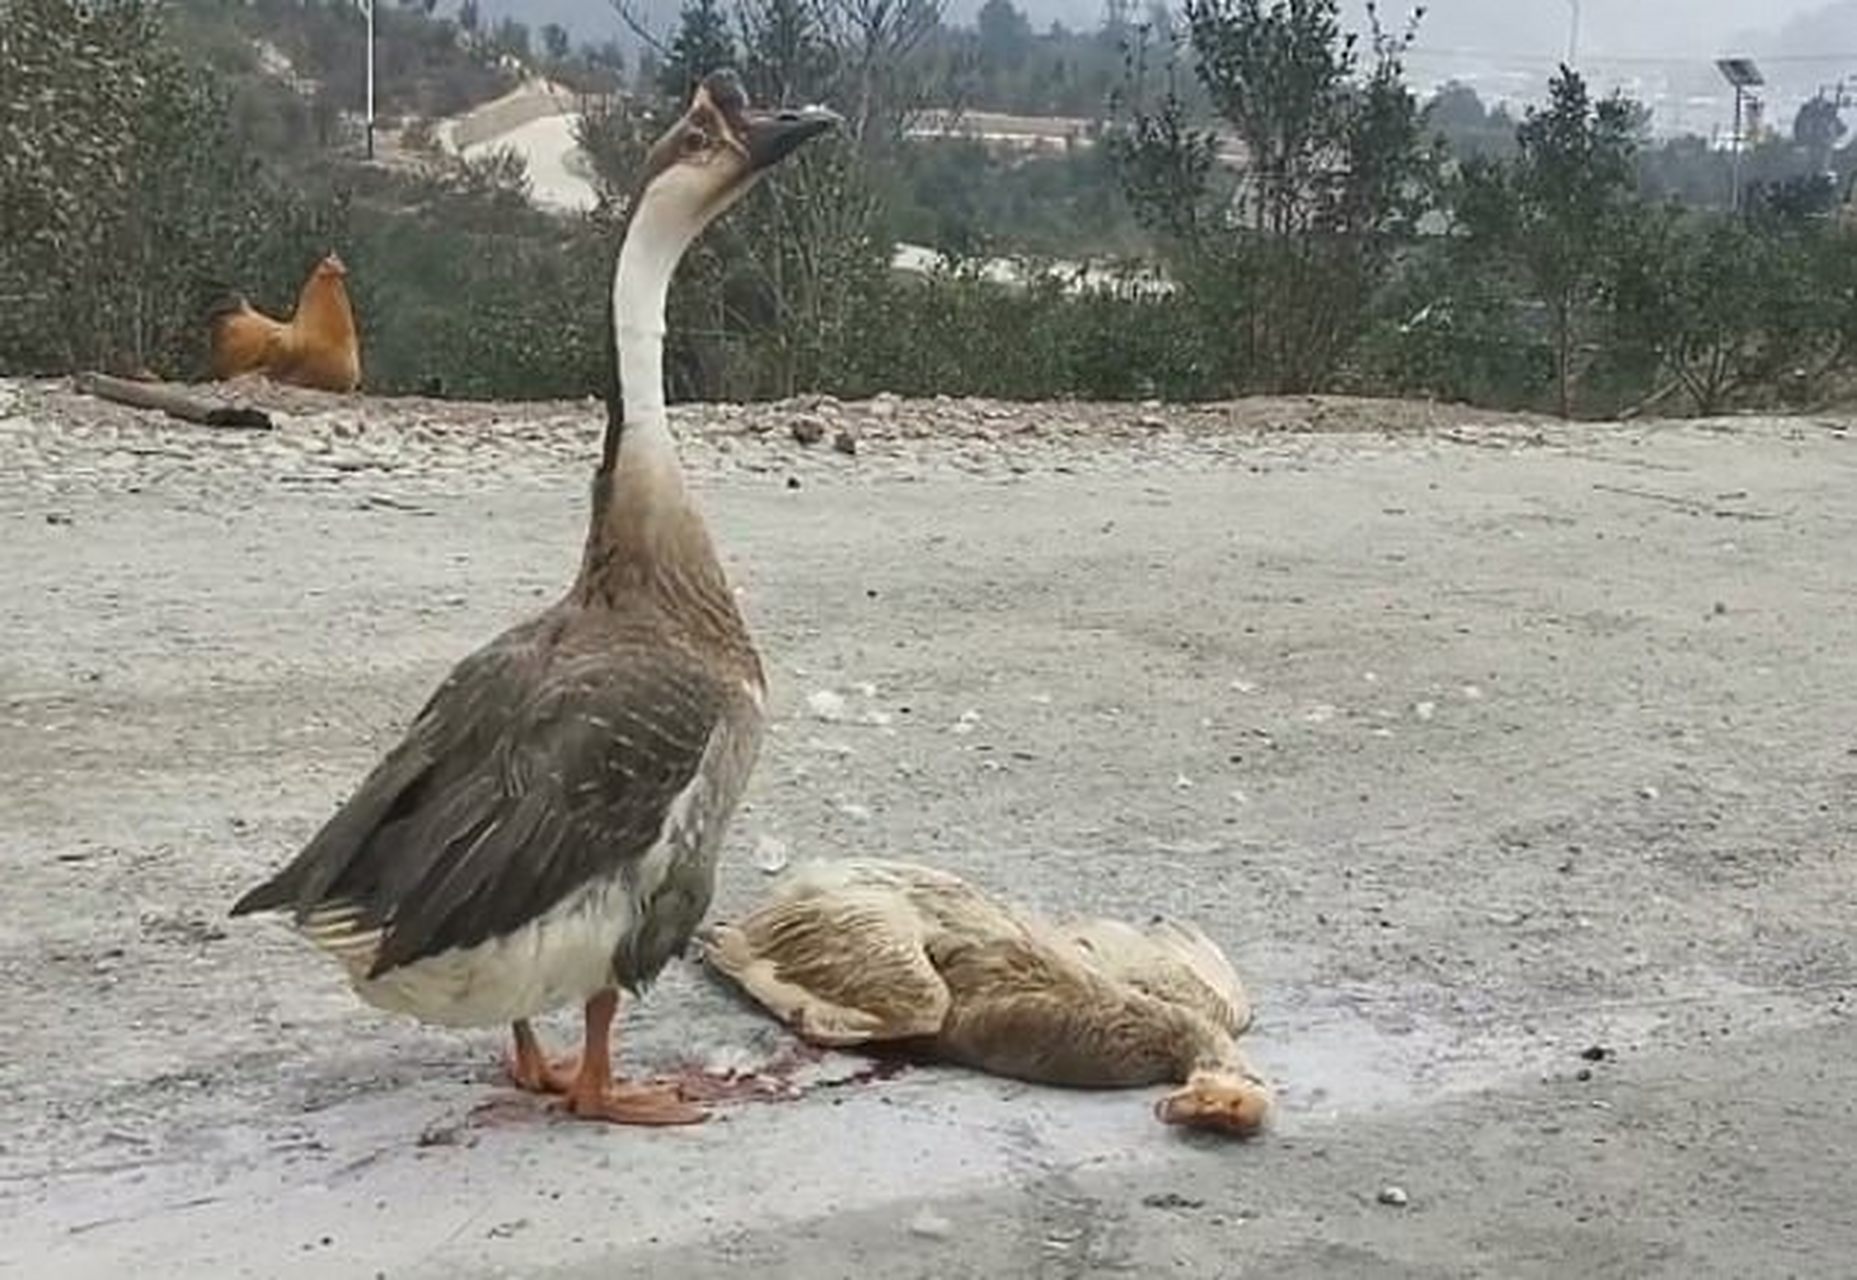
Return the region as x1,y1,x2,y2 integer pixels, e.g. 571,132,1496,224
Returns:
231,71,838,1127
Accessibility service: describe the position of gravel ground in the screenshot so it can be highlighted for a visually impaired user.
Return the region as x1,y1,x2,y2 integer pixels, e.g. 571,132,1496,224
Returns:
2,377,1854,1278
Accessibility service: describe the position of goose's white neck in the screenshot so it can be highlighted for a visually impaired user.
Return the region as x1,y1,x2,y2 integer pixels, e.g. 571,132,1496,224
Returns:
578,191,734,600
610,204,698,484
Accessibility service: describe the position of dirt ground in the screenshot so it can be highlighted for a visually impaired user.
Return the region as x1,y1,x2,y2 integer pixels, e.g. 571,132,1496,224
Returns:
2,380,1854,1278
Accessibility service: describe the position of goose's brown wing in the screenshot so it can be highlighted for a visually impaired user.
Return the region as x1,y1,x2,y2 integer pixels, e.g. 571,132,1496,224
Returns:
702,890,951,1044
233,617,740,980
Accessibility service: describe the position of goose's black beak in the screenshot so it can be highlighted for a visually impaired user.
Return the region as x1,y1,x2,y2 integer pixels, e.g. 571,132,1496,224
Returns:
742,106,841,172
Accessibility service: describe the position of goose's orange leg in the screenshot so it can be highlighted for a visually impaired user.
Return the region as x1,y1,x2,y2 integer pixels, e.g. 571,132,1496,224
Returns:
505,1019,576,1095
553,989,707,1126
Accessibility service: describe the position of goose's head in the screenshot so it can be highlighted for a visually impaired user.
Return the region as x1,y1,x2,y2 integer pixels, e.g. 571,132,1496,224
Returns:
628,69,840,245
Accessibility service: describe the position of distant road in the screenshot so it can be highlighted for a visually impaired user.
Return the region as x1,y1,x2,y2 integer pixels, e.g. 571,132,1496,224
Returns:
440,77,600,213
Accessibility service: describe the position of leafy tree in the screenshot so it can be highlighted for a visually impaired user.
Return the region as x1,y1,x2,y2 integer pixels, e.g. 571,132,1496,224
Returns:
491,17,530,60
541,22,571,62
739,0,836,106
1750,172,1840,223
1604,212,1761,415
1459,66,1639,417
1639,127,1824,213
1101,0,1134,41
586,39,627,74
843,266,1216,400
1351,245,1553,408
0,0,341,374
1794,94,1846,173
23,0,1857,414
1113,0,1432,391
660,0,738,101
890,135,1145,257
1606,200,1857,416
636,48,664,92
1426,81,1517,160
976,0,1032,71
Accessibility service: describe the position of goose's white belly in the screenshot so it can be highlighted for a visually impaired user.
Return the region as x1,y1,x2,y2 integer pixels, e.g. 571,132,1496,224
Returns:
349,869,646,1027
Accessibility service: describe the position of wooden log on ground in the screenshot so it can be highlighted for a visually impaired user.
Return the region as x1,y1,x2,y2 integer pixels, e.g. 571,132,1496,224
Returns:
73,372,274,430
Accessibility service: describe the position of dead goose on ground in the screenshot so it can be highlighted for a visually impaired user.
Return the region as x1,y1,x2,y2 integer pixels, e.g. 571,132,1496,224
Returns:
701,858,1275,1136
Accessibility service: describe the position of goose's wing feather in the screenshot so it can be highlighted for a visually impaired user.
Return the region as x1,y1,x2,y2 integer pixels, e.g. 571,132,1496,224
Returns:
1141,918,1251,1033
772,858,1024,940
701,889,951,1044
233,617,732,977
1065,916,1251,1035
1061,917,1156,972
768,858,975,903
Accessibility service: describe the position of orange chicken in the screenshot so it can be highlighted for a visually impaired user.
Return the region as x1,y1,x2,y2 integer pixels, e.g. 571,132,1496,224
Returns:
209,253,362,392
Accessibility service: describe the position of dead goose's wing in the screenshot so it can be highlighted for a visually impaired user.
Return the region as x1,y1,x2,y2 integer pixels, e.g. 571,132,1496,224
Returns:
1065,916,1251,1035
702,889,951,1045
1143,918,1252,1033
774,859,1026,943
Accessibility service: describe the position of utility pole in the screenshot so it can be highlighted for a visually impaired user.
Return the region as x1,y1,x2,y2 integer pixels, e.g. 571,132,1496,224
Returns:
361,0,376,160
1565,0,1581,69
1717,58,1765,214
1732,87,1744,209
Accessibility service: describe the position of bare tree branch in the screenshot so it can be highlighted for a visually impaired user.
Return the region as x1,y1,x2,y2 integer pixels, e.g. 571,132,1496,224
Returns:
607,0,671,58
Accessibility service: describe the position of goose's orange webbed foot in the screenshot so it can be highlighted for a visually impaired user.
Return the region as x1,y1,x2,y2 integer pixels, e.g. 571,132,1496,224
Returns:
558,1078,708,1126
664,1068,799,1104
505,1020,577,1096
531,989,711,1126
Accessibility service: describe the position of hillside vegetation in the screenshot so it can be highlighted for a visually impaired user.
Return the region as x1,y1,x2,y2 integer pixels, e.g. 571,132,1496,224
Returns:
3,0,1856,416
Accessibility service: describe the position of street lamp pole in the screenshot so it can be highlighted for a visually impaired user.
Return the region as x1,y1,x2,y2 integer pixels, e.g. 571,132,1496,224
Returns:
1731,84,1746,211
1716,58,1765,215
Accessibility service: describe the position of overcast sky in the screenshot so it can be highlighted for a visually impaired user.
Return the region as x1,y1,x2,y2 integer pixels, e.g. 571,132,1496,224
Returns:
492,0,1857,105
510,0,1848,50
1344,2,1835,58
1338,1,1857,111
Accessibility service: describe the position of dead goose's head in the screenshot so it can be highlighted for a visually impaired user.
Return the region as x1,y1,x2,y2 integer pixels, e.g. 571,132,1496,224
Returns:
1154,1068,1274,1139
